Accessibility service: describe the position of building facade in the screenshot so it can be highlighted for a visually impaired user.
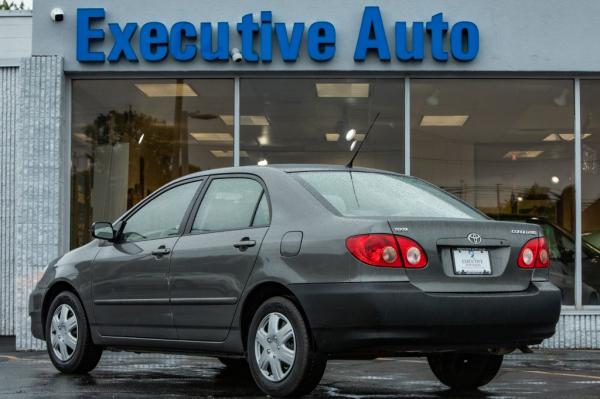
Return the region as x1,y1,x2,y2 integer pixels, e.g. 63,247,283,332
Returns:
1,0,600,350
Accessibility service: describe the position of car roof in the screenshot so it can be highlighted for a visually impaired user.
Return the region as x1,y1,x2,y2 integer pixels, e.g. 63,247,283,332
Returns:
177,164,406,181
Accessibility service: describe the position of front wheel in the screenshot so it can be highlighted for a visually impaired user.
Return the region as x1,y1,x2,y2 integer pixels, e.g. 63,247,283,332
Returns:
45,291,103,374
427,353,503,390
247,296,327,397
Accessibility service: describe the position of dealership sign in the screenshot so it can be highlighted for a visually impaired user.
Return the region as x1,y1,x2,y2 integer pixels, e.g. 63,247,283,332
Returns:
77,7,479,64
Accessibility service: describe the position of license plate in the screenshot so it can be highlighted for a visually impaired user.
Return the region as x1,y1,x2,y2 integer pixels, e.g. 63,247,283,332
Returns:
452,248,491,275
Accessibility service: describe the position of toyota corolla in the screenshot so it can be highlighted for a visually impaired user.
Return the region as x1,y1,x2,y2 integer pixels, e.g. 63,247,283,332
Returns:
29,165,561,397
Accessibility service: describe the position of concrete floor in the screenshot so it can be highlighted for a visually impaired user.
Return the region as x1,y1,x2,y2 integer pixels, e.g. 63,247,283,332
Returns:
1,343,600,398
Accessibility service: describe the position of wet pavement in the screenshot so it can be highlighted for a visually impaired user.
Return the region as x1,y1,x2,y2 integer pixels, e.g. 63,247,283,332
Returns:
1,346,600,398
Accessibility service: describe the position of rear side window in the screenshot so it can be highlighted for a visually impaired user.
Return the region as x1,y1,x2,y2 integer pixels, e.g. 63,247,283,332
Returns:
295,171,483,219
192,178,267,232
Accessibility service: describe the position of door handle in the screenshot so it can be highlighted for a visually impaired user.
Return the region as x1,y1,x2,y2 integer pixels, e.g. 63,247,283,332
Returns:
151,246,171,257
233,238,256,251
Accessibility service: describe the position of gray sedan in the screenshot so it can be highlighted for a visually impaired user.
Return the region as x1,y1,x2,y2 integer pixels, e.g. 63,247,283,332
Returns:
29,165,561,397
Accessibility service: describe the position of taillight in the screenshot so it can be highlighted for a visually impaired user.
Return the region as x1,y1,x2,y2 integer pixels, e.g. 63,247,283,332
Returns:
517,237,550,268
345,234,427,268
395,236,428,268
346,234,402,267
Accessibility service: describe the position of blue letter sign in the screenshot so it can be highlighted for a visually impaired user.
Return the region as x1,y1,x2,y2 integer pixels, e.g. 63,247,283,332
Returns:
76,7,479,64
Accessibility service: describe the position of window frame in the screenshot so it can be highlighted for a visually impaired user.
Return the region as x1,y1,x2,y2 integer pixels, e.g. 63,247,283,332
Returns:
183,173,272,236
114,177,205,244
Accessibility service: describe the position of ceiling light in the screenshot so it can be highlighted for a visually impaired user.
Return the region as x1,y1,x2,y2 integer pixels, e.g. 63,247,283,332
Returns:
257,135,269,146
137,133,144,145
210,150,249,158
135,83,197,97
219,115,270,126
257,159,268,166
426,89,440,106
503,150,544,159
345,129,357,141
350,140,358,151
325,133,340,142
551,176,560,184
316,83,370,98
190,133,233,142
554,88,569,107
543,133,592,141
420,115,469,127
517,196,524,202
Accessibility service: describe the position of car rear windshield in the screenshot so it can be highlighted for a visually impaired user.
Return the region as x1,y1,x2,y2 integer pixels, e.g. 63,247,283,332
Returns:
294,171,484,219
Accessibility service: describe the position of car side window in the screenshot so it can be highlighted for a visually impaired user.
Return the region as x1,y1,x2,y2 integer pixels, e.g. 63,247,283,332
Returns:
192,178,266,233
121,181,201,243
252,193,270,227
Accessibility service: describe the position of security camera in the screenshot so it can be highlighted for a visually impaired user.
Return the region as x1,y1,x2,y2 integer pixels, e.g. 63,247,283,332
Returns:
231,48,243,63
50,8,65,22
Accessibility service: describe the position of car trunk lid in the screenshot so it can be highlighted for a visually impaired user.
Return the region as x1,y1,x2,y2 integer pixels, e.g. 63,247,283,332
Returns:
389,218,541,293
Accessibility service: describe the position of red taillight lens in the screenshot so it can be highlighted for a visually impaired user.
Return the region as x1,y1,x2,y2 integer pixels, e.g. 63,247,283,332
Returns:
346,234,402,267
395,236,428,268
346,234,427,268
518,237,550,269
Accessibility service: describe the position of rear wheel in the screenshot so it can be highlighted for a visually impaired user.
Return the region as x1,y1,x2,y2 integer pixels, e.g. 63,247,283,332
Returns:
427,353,503,390
45,291,103,374
247,296,327,397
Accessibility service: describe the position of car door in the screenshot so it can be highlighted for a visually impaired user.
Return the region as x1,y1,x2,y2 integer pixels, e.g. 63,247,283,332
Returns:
92,179,203,339
169,175,270,341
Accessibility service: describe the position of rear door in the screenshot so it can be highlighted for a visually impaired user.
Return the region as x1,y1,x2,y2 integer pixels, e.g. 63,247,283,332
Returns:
169,175,270,341
92,179,203,339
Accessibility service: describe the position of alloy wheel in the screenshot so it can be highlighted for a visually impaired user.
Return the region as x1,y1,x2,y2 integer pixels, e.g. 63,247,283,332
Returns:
50,304,78,362
254,312,296,382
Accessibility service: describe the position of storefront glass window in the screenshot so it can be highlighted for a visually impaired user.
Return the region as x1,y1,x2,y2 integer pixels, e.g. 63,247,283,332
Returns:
580,80,600,305
71,79,234,248
239,78,405,172
411,79,576,304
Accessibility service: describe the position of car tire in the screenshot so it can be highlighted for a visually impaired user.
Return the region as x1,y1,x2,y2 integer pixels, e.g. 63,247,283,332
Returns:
427,352,503,390
218,357,249,370
247,296,327,397
45,291,103,374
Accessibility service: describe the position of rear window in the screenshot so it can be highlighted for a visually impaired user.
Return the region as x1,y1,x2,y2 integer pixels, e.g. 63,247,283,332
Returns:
294,171,484,219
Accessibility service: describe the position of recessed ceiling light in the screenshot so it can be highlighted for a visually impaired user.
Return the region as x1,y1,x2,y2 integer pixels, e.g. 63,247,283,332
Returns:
135,83,197,97
219,115,270,126
325,133,341,142
503,150,544,159
190,133,233,142
210,150,249,158
420,115,469,127
543,133,592,141
316,83,370,98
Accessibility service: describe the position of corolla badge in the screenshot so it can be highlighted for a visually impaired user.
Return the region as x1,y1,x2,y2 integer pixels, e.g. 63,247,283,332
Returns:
467,232,482,244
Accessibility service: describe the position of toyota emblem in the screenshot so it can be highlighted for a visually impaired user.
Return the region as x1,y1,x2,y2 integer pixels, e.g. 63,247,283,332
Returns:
467,233,482,244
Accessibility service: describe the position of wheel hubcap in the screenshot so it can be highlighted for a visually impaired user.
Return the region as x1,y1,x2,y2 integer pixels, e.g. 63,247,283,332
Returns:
254,312,296,382
50,304,78,362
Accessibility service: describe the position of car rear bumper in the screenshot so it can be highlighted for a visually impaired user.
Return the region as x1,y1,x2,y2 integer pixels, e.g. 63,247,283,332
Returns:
290,281,561,355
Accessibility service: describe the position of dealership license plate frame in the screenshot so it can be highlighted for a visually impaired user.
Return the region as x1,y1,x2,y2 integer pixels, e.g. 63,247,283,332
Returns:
452,248,492,275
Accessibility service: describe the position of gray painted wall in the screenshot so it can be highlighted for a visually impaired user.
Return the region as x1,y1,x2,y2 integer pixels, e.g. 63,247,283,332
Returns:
0,67,18,337
14,56,65,350
31,0,600,74
0,12,32,64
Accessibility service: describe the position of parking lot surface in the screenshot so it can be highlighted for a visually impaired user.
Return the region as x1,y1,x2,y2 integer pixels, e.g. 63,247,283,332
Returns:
1,344,600,398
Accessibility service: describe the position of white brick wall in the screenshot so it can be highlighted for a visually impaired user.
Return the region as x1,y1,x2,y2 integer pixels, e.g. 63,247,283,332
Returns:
14,56,64,350
0,67,18,336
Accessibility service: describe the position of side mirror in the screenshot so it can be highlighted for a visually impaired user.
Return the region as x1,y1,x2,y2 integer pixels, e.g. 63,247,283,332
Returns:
91,222,115,241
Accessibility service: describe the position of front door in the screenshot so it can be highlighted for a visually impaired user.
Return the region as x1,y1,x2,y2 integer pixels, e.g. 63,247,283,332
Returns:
170,176,270,341
92,179,202,339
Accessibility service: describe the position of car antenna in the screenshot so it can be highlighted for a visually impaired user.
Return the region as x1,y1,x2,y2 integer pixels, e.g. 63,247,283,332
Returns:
346,112,381,168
